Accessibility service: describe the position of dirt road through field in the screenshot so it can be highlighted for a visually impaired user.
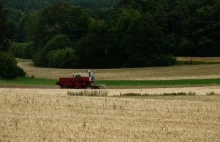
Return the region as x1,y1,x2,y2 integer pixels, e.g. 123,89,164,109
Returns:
1,85,220,96
0,84,219,89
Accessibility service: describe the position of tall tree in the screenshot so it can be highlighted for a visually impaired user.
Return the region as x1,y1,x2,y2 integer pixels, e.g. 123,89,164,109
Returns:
0,0,26,79
34,2,90,51
0,0,9,51
191,1,220,56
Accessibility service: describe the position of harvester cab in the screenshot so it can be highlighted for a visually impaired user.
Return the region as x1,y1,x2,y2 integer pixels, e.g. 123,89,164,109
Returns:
72,70,96,81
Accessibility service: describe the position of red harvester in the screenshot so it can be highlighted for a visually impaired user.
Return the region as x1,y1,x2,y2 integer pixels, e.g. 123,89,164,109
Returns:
56,70,105,89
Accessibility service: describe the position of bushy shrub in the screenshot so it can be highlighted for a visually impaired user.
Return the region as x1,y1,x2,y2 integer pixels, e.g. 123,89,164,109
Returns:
10,42,34,59
16,66,26,77
157,55,176,66
43,34,73,52
33,35,74,67
146,54,176,67
0,51,18,79
48,48,79,68
33,49,48,67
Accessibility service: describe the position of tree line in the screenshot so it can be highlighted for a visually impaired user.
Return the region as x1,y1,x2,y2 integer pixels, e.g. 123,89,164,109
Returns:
4,0,220,69
0,0,25,79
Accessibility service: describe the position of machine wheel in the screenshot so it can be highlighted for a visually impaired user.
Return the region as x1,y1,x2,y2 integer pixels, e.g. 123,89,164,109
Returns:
75,75,81,80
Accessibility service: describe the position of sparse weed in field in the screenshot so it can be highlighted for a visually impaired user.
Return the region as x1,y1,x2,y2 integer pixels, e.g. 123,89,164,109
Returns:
83,120,86,128
67,89,108,97
206,91,219,96
112,103,117,109
119,92,196,96
163,92,196,96
119,93,142,96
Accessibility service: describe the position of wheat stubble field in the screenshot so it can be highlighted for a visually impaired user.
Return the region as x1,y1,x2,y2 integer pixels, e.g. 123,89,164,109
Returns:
0,88,220,141
1,58,220,141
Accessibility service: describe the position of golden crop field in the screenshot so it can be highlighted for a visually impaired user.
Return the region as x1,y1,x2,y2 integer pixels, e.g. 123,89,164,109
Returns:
16,58,220,80
7,58,219,141
0,88,220,142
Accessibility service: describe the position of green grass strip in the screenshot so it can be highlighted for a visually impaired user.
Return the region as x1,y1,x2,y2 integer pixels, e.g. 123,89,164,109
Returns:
0,77,57,85
1,77,220,86
95,79,220,86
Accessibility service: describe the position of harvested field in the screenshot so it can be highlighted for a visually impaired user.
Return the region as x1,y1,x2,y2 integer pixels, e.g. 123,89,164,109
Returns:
0,88,220,141
17,58,220,80
7,58,220,142
177,57,220,62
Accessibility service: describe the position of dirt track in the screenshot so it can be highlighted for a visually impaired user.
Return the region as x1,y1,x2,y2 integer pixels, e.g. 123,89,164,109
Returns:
0,84,219,89
1,84,220,96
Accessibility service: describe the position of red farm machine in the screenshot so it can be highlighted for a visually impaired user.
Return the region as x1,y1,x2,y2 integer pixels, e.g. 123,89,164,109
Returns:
56,70,106,89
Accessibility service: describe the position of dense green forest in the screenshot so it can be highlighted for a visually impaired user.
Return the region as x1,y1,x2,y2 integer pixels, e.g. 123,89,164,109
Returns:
0,0,25,78
3,0,220,68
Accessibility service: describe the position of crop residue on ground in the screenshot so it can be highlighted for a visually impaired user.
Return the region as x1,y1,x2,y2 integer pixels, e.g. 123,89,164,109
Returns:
0,88,220,141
